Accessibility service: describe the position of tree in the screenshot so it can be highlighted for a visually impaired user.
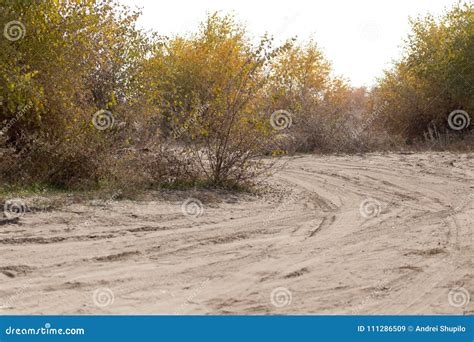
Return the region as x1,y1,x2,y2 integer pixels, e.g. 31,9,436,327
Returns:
145,13,291,185
371,2,473,140
0,0,152,186
266,41,355,152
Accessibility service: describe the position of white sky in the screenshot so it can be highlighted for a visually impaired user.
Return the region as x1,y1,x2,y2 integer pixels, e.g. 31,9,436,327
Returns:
120,0,461,87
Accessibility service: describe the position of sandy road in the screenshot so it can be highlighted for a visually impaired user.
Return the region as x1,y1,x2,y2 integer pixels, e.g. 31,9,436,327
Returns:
0,152,473,314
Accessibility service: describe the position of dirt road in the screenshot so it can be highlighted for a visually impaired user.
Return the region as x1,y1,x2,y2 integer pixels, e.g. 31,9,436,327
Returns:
1,152,473,314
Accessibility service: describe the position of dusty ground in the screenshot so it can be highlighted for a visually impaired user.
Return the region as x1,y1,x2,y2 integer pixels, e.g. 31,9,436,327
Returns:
1,152,473,315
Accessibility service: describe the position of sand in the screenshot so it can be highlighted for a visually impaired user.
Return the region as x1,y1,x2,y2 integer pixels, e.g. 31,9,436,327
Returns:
0,152,473,315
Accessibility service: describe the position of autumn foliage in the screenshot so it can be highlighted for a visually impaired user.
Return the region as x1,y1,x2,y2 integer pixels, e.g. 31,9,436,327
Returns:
370,3,473,142
0,1,472,190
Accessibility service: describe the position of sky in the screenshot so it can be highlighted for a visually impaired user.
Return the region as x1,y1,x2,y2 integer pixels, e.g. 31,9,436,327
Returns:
119,0,461,87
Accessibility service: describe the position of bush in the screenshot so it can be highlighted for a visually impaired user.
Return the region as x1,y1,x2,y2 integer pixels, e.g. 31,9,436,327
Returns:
0,0,153,188
1,2,472,194
370,2,473,141
144,14,291,185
